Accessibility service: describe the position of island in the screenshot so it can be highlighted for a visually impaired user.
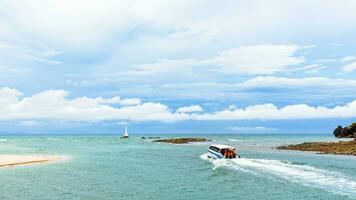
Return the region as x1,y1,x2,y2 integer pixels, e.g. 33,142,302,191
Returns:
333,123,356,138
277,123,356,156
153,137,209,144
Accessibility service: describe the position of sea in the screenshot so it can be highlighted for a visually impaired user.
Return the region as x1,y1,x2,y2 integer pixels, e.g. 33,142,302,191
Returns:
0,134,355,200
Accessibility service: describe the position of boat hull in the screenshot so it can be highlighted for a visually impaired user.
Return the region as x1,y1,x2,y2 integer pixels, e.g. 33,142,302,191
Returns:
207,149,224,159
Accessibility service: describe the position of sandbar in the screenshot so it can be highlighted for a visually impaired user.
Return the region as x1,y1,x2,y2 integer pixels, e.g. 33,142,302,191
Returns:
0,155,67,168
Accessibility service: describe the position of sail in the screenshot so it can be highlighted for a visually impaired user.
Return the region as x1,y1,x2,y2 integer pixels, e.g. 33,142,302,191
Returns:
123,126,129,137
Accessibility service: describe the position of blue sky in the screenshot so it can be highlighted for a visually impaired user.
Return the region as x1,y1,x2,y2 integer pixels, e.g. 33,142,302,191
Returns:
0,0,356,134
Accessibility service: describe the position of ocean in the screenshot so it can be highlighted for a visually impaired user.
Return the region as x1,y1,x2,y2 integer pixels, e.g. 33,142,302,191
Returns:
0,134,355,200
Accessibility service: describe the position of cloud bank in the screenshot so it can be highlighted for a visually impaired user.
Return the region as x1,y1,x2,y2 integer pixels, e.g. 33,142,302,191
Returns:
1,87,355,123
176,105,203,113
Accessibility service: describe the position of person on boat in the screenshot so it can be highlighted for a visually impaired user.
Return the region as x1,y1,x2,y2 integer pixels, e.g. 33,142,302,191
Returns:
229,150,234,158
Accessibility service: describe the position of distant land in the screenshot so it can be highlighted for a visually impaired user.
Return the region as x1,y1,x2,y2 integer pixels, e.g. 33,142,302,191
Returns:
153,138,209,144
277,123,356,155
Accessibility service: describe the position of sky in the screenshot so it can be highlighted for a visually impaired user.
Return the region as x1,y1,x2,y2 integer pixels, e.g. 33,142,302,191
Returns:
0,0,356,134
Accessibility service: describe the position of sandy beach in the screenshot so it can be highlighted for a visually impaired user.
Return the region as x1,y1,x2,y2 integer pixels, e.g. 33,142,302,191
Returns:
0,155,66,168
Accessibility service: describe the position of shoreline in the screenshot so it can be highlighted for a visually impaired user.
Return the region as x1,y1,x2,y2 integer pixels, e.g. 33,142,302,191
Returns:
277,139,356,156
0,155,68,168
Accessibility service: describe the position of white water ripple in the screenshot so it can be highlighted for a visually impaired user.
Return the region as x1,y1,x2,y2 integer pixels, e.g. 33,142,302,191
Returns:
201,153,356,198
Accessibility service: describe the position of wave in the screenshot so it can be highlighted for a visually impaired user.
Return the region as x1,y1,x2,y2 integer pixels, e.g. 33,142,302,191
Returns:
200,153,356,197
0,139,7,142
227,139,241,142
227,139,255,142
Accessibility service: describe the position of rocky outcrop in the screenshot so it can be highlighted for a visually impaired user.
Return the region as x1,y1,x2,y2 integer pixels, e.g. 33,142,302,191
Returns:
277,140,356,156
333,123,356,138
153,137,209,144
277,123,356,156
142,136,161,139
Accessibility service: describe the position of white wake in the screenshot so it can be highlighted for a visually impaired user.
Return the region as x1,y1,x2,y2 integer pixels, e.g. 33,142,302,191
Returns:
201,153,356,197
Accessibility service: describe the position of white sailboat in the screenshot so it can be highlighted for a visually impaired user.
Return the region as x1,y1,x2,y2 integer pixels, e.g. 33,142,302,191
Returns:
122,126,129,139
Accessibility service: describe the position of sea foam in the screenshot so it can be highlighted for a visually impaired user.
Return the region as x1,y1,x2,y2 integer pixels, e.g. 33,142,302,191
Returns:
201,153,356,197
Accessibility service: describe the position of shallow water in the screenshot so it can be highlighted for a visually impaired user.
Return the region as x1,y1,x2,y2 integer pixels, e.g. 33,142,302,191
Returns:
0,134,355,200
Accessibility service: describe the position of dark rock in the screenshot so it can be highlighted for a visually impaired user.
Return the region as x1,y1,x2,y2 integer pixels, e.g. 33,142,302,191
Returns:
141,136,160,139
333,123,356,138
153,137,209,144
277,140,356,156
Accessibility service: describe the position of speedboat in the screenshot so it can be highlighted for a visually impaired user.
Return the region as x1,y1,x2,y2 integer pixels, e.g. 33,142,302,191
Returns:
207,144,240,159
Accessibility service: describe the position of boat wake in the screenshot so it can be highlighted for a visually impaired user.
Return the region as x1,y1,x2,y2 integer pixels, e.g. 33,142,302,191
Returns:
227,139,241,142
200,153,356,197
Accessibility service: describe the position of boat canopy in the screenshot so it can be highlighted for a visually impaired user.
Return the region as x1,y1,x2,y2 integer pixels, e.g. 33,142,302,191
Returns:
210,144,235,150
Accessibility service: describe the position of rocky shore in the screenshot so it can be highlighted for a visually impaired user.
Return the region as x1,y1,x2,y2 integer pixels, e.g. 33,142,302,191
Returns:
153,137,209,144
277,122,356,156
277,140,356,155
333,123,356,138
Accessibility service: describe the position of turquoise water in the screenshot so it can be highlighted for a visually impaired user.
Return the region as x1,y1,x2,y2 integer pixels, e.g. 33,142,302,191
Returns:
0,134,355,200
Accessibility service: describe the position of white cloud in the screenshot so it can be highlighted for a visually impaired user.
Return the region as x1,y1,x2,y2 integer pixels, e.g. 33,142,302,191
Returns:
342,61,356,72
288,64,326,73
0,87,23,105
158,76,356,99
227,126,278,132
176,105,203,113
0,40,61,65
127,44,306,76
0,88,185,122
195,101,356,120
340,56,356,63
1,1,354,92
238,76,356,89
205,44,304,74
99,75,356,102
119,98,141,106
2,0,355,50
0,87,356,122
0,0,355,88
0,0,206,50
128,59,197,76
